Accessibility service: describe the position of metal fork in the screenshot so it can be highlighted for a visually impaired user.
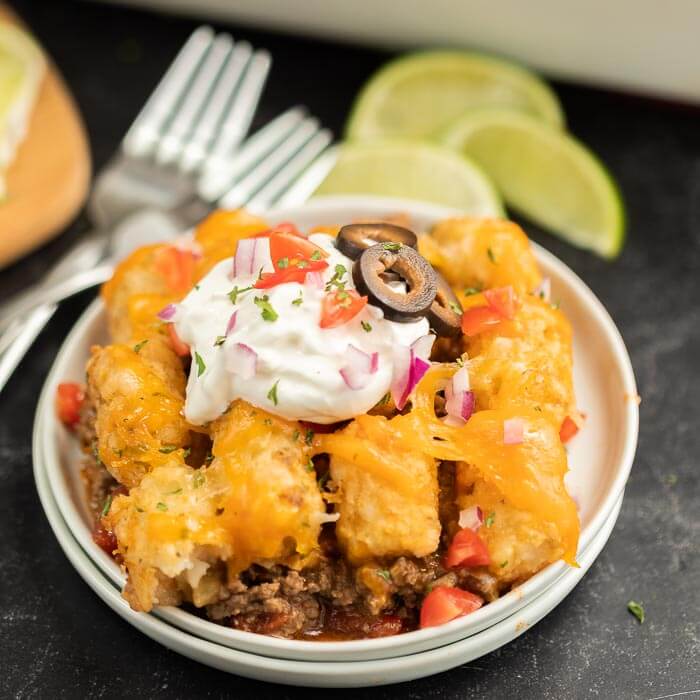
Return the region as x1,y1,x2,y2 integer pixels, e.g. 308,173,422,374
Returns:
0,26,268,333
0,27,338,392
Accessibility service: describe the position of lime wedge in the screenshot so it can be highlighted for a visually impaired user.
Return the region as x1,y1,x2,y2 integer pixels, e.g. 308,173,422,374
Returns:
346,51,564,142
315,141,504,216
0,23,45,195
441,110,625,258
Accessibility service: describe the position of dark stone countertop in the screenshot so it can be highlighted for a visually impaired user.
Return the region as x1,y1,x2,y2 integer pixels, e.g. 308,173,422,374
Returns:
1,1,698,698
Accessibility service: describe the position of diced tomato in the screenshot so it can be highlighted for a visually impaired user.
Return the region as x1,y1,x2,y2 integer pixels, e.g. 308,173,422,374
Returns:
168,324,190,357
255,260,328,289
154,246,196,294
319,289,368,329
461,305,503,336
484,286,518,320
269,232,328,266
252,221,304,239
56,382,85,428
419,587,484,629
560,415,580,443
92,522,117,556
445,528,491,568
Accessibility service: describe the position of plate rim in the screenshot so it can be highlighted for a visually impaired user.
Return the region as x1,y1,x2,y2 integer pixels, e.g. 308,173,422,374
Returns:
33,403,624,685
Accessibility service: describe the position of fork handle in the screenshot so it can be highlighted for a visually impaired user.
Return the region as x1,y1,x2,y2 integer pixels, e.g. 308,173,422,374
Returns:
0,264,114,333
0,230,108,332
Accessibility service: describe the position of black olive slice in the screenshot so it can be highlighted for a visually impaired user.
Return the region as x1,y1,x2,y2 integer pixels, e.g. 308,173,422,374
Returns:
427,271,463,337
352,243,437,322
337,223,418,260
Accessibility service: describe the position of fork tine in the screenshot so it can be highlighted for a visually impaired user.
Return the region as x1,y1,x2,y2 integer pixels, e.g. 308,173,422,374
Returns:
218,117,321,209
272,145,340,209
122,26,214,158
155,33,233,165
206,48,271,164
180,40,254,173
198,106,307,201
246,129,333,212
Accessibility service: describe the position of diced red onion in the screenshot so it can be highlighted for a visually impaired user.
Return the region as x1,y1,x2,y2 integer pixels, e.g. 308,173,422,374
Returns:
339,344,379,390
305,271,324,289
443,365,474,425
411,334,435,362
232,237,270,278
503,417,525,445
458,505,483,530
391,346,431,410
233,238,257,277
157,303,177,322
225,310,238,336
533,277,551,303
451,365,470,394
445,388,475,425
225,342,257,380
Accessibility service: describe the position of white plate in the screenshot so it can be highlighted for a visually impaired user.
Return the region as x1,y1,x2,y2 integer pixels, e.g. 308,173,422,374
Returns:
33,407,624,686
37,195,638,662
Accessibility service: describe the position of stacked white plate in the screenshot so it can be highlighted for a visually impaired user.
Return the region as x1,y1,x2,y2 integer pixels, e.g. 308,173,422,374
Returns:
32,196,639,687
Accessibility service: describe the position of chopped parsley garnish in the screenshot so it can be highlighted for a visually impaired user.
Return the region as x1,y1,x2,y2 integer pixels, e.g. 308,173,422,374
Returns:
292,291,303,306
214,335,226,347
464,285,482,296
456,356,465,367
500,560,508,568
325,264,347,292
296,259,309,269
305,428,315,446
627,600,645,624
193,472,205,489
449,302,462,314
136,506,145,513
228,285,253,304
306,458,315,472
487,247,496,263
292,429,300,442
183,447,192,459
204,452,214,466
267,379,279,405
485,512,495,528
310,250,322,261
551,300,561,310
278,257,290,269
158,445,178,454
317,472,330,489
361,320,372,332
377,569,392,582
101,495,113,518
382,242,401,252
156,502,168,512
133,339,149,353
194,352,206,377
165,487,182,496
254,295,278,322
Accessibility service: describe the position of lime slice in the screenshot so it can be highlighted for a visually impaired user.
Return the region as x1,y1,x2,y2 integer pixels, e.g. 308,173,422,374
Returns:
0,23,45,195
346,51,563,142
315,141,504,216
441,110,625,258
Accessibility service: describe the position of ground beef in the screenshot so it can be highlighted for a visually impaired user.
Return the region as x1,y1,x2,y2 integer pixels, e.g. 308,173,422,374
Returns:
79,405,499,639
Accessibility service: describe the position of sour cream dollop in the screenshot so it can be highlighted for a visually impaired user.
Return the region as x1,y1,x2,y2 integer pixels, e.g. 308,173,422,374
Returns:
174,233,430,424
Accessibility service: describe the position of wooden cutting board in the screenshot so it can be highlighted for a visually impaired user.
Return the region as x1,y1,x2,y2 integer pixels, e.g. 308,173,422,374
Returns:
0,6,91,269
